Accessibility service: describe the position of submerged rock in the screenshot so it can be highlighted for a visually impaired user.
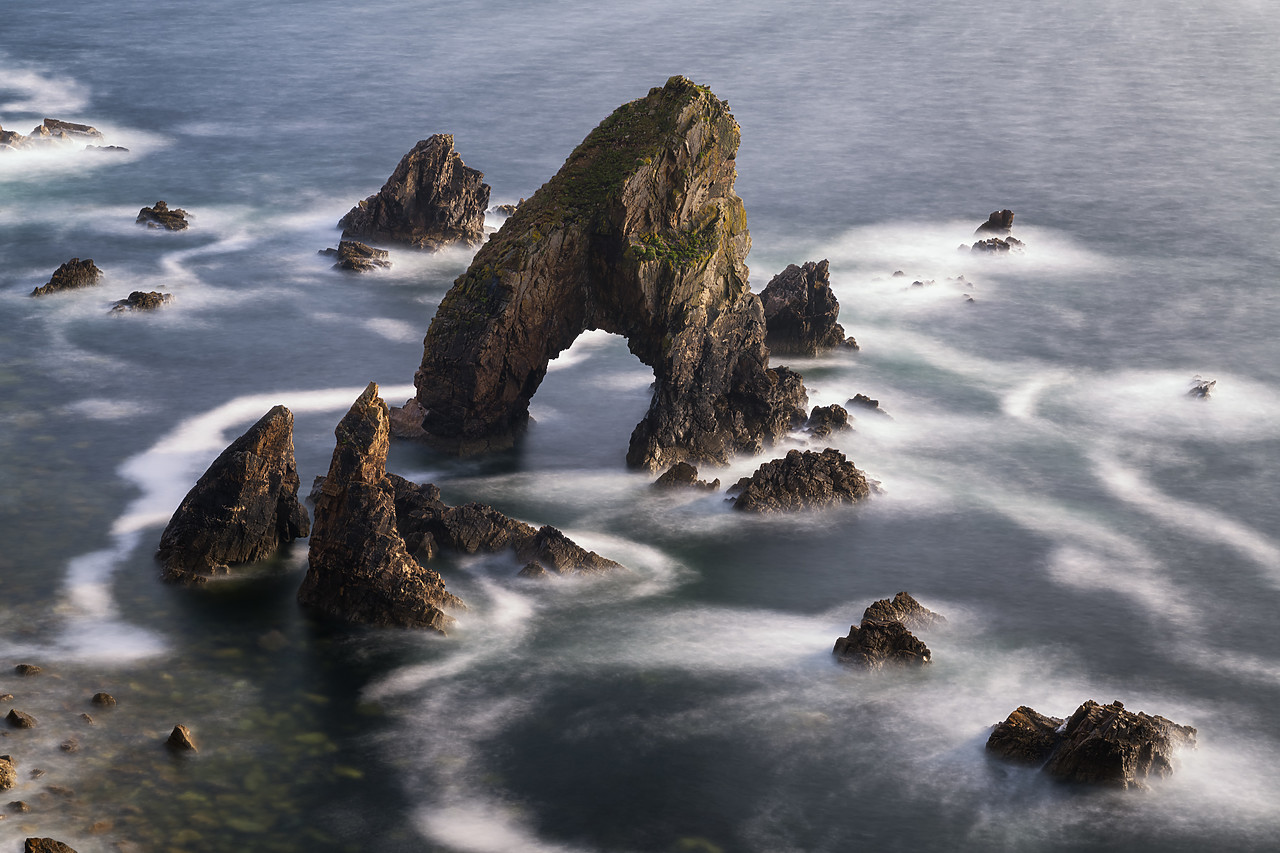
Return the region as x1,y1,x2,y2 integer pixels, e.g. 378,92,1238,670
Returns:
653,461,720,491
320,240,391,272
5,710,36,729
1188,376,1215,399
833,619,932,669
411,77,808,468
760,260,857,355
971,236,1024,253
805,404,851,439
987,699,1197,788
110,291,173,312
156,405,310,584
30,258,102,297
861,591,946,631
975,209,1015,235
13,664,42,676
165,725,197,753
136,200,189,231
729,448,870,513
0,756,15,791
24,839,78,853
846,394,891,418
339,134,489,250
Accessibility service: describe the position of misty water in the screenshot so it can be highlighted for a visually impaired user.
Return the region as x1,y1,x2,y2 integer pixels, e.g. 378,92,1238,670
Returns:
3,1,1280,851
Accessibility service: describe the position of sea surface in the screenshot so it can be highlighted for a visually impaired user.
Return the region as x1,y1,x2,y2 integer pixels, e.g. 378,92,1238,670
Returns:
2,1,1279,851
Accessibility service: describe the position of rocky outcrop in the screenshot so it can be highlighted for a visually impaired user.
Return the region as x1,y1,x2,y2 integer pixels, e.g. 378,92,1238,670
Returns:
298,383,464,632
729,448,870,512
833,619,932,669
760,260,857,355
975,209,1014,235
388,398,430,440
320,240,391,272
411,77,808,469
30,258,102,297
110,291,173,312
339,134,489,250
971,236,1024,253
652,461,720,491
804,404,850,439
156,406,310,584
987,700,1197,788
136,201,189,231
861,591,946,632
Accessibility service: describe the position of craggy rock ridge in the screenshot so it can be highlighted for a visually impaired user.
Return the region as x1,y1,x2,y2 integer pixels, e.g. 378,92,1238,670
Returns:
759,260,857,355
110,291,173,312
30,258,102,297
339,134,490,250
834,591,942,669
861,591,946,632
729,448,870,512
987,699,1197,788
136,200,189,231
298,383,464,632
320,240,391,272
412,76,808,469
156,406,310,584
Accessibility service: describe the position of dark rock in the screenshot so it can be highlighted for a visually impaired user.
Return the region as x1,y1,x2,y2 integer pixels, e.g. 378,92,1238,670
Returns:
518,561,549,579
760,260,857,355
805,404,851,439
861,591,946,632
84,145,129,153
971,236,1025,254
24,839,78,853
321,240,391,272
136,201,189,231
59,738,78,753
13,664,41,676
491,202,520,217
30,258,102,297
40,119,104,142
298,383,465,632
975,209,1015,235
846,394,891,418
833,619,931,669
0,755,15,791
411,77,808,469
156,405,310,584
653,461,720,491
729,448,870,513
0,694,11,702
1188,376,1215,399
110,291,172,312
515,526,624,576
165,724,197,753
5,710,36,729
387,398,430,440
9,801,29,813
90,693,116,707
987,699,1197,789
891,270,905,277
339,134,489,251
79,714,93,725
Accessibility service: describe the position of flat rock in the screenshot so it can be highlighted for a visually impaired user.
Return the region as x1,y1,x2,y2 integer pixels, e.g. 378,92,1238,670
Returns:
321,240,391,272
861,591,946,632
110,291,172,312
729,448,870,513
760,260,857,355
30,258,102,297
136,200,189,231
653,461,720,491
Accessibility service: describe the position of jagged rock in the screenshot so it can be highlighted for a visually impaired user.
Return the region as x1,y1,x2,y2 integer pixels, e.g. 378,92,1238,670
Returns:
971,236,1024,253
30,258,102,297
760,260,857,355
136,201,189,231
388,398,429,440
518,561,550,579
411,77,808,468
6,710,36,729
339,134,489,250
846,394,890,418
165,725,197,753
13,664,41,676
861,592,946,632
298,383,464,632
320,240,391,272
41,119,103,142
110,291,172,312
24,839,78,853
90,693,116,707
1188,376,1215,399
805,404,850,439
729,448,870,513
156,406,310,584
653,461,720,490
833,619,931,669
975,209,1015,235
0,756,15,791
515,525,623,575
987,700,1197,788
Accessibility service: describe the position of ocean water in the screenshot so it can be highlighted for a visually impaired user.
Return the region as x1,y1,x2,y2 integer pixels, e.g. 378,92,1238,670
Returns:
2,1,1279,851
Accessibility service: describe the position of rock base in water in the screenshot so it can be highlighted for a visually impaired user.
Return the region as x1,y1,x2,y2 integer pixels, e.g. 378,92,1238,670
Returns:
805,404,851,439
729,448,870,512
320,240,391,272
30,258,102,297
652,462,720,491
760,260,857,355
136,201,189,231
846,394,891,418
971,236,1024,253
834,591,942,669
975,209,1015,235
1,118,104,153
111,291,173,312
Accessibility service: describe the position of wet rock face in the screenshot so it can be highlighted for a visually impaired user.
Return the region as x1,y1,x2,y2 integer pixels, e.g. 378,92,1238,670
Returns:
412,76,808,469
136,200,189,231
339,134,489,251
110,291,173,312
156,406,310,584
976,209,1015,235
30,258,102,297
298,383,464,633
805,404,850,439
320,240,391,272
652,461,720,491
834,619,931,668
987,700,1197,788
861,591,946,632
760,260,857,355
729,448,870,512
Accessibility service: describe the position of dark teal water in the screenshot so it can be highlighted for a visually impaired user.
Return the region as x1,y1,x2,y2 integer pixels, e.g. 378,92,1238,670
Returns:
3,1,1280,851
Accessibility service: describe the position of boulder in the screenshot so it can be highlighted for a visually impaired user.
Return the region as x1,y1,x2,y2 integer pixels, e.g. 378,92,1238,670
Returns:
861,591,946,632
514,525,624,576
320,240,391,272
411,77,808,468
0,755,15,791
136,201,189,231
804,404,850,439
652,461,720,491
729,448,870,513
156,405,310,584
13,664,41,676
846,394,891,418
987,700,1197,789
24,840,78,853
833,619,931,669
298,383,465,632
110,291,172,312
760,260,858,355
975,209,1015,235
165,724,197,753
5,710,36,729
90,693,116,707
339,134,489,250
30,258,102,297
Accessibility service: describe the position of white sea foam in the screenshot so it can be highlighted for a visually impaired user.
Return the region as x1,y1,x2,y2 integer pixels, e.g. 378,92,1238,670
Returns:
418,801,594,853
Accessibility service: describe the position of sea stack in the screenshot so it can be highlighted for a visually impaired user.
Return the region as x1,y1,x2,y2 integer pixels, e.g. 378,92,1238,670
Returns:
759,260,857,355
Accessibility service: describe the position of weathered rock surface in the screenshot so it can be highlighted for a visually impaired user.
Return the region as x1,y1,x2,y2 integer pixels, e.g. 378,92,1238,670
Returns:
388,398,429,440
30,258,102,297
976,209,1015,235
156,405,310,584
805,404,850,439
6,710,36,729
136,200,189,231
653,461,720,491
411,77,808,469
846,394,891,418
298,383,464,632
110,291,173,312
987,699,1197,788
729,448,870,513
90,693,116,707
339,134,489,250
165,725,197,753
861,591,946,632
760,260,857,355
971,236,1025,253
833,619,932,669
0,755,15,791
24,839,78,853
13,664,41,676
320,240,391,272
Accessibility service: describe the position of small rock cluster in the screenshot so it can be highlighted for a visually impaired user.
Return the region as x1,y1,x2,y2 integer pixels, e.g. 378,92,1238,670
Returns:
833,592,945,669
652,461,720,491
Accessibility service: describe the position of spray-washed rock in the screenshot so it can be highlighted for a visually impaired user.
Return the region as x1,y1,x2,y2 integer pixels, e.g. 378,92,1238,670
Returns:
986,706,1065,765
156,406,310,584
975,209,1015,235
13,664,41,676
833,619,932,669
760,260,857,355
846,394,891,418
653,461,720,491
136,200,189,231
805,404,851,439
24,839,78,853
411,77,808,468
861,591,946,632
729,448,870,513
319,240,391,272
30,258,102,297
110,291,173,312
339,134,489,250
0,118,104,152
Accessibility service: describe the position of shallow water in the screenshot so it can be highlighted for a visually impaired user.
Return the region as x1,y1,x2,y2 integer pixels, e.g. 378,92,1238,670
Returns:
2,1,1280,851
